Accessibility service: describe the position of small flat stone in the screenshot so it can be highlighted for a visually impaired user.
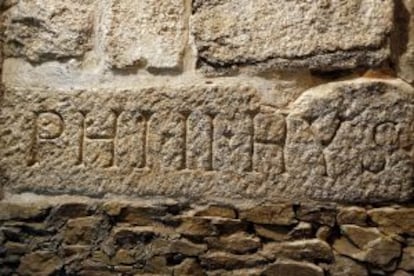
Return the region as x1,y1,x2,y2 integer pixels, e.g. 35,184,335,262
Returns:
200,251,267,270
0,202,50,221
329,254,368,276
316,226,332,242
337,207,367,226
17,251,62,276
262,259,324,276
288,222,314,239
64,216,103,245
261,239,333,263
296,203,337,226
194,205,237,219
173,258,204,276
240,204,296,225
333,225,401,268
368,207,414,235
399,246,414,271
205,232,261,254
254,224,291,242
177,217,217,236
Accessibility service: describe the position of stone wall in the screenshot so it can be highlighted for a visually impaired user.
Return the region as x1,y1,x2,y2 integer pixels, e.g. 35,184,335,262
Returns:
1,0,414,275
1,195,414,275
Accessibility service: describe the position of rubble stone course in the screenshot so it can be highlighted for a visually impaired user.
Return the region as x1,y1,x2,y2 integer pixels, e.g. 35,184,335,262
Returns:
0,196,413,275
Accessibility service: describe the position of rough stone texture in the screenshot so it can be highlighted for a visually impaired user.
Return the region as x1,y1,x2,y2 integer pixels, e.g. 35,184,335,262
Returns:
3,0,94,62
192,0,393,74
333,225,401,268
262,259,324,276
286,80,414,202
368,207,414,235
400,246,414,271
261,239,333,263
1,80,413,203
1,0,414,274
205,232,261,254
239,204,296,225
394,0,414,84
107,0,186,70
0,196,413,275
328,254,368,276
337,206,368,226
17,251,63,276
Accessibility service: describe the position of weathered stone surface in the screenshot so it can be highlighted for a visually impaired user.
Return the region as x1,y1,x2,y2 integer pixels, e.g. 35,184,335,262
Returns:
144,255,171,274
108,0,185,70
240,204,296,225
286,79,414,202
104,201,166,226
393,270,413,276
192,0,393,74
200,251,267,270
329,254,368,276
64,216,103,245
261,239,333,263
170,239,207,256
178,217,217,237
173,258,204,276
151,237,207,256
368,207,414,235
400,246,414,271
262,259,324,276
1,80,414,203
4,0,94,62
194,205,237,219
337,207,367,226
394,0,414,84
208,267,264,276
316,226,332,242
296,203,337,226
333,225,401,267
4,241,29,255
205,232,261,254
288,222,314,240
47,202,91,227
110,225,173,249
210,217,247,235
17,251,62,276
0,202,50,221
112,249,136,265
254,224,290,242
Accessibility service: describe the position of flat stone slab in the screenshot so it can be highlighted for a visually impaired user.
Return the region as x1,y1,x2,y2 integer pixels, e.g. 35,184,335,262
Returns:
1,80,413,203
107,0,186,70
192,0,393,74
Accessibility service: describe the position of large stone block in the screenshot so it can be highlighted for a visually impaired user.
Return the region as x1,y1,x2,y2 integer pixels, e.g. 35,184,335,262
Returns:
286,79,414,202
3,0,95,62
107,0,186,70
1,80,413,203
192,0,393,74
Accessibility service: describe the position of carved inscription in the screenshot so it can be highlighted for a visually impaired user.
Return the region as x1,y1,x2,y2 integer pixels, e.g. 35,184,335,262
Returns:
286,81,414,202
80,110,120,168
253,113,286,174
28,110,287,173
28,111,65,166
117,111,151,169
1,81,413,203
